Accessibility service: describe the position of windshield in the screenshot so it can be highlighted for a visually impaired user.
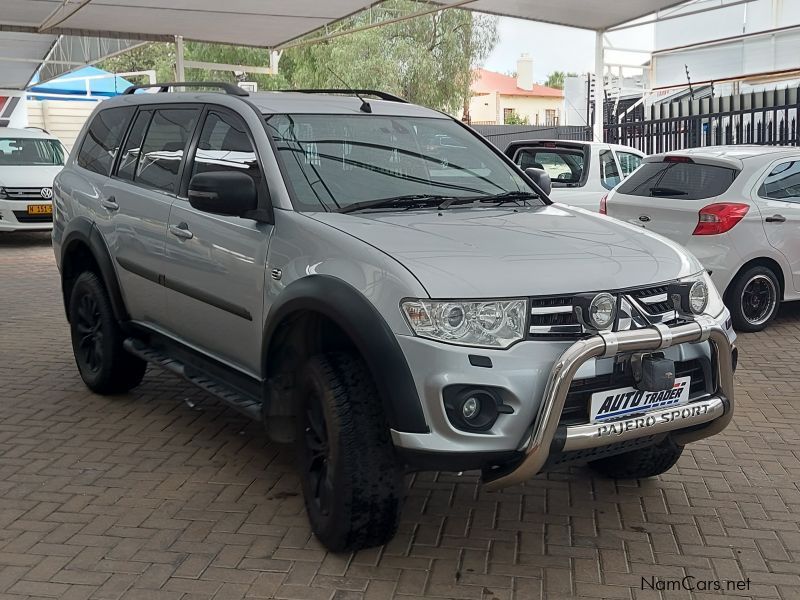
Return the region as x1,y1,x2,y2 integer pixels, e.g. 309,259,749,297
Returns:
515,147,585,186
264,114,535,211
0,138,65,166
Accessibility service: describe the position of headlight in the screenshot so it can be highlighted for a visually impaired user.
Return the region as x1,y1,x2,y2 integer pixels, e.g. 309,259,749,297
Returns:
401,298,527,348
674,272,724,317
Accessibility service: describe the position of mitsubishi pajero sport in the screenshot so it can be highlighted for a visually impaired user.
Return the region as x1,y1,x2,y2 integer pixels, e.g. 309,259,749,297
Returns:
53,82,737,552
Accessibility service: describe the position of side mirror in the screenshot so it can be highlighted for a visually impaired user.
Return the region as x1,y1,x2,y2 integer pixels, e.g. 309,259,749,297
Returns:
525,167,552,196
188,171,258,217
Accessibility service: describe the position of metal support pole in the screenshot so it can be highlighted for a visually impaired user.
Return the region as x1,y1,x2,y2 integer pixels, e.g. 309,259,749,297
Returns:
175,35,185,81
593,30,605,142
594,30,605,142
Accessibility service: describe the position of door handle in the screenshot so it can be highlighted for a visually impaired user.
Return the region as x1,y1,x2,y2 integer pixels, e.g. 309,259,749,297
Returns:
100,197,119,211
765,214,786,223
169,222,194,240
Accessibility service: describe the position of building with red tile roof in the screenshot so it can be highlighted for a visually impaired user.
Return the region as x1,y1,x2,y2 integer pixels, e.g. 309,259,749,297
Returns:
467,55,565,126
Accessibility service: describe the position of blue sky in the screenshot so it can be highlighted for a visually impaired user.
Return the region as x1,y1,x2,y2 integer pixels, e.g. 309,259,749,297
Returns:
483,17,654,82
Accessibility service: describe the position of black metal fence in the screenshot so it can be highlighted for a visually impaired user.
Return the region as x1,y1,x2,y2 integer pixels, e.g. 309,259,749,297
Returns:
605,87,800,154
471,124,592,150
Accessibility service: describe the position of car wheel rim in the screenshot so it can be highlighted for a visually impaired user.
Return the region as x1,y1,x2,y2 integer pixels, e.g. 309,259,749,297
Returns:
303,389,333,516
741,274,777,326
75,293,103,372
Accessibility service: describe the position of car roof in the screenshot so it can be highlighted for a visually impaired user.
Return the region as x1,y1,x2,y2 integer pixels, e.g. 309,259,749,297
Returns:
503,139,645,158
97,90,447,119
0,127,58,140
651,145,800,161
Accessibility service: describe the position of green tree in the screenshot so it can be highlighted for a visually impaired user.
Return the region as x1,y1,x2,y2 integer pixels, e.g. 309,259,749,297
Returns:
503,111,529,125
99,1,497,113
544,70,578,90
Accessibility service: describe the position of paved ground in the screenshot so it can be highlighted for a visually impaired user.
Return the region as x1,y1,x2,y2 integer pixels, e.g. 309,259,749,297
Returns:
1,232,800,600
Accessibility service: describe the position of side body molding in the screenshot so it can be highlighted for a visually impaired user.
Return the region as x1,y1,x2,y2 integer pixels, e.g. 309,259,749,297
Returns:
262,275,429,434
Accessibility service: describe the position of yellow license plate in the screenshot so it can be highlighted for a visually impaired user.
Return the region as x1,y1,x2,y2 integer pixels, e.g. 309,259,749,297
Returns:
27,204,52,215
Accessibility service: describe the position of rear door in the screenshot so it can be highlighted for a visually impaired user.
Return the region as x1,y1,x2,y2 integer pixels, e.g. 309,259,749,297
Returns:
103,105,201,325
754,158,800,292
606,157,740,246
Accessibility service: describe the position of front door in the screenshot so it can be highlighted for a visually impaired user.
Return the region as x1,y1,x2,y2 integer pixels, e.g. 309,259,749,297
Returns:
755,158,800,292
163,108,272,376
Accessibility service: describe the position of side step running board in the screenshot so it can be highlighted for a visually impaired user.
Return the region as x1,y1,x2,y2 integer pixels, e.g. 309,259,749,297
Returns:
123,338,263,421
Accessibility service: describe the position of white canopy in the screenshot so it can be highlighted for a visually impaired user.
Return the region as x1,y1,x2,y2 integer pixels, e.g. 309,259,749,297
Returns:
0,0,690,89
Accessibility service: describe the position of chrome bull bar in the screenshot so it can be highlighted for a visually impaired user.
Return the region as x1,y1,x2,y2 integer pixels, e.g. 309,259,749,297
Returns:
483,315,734,490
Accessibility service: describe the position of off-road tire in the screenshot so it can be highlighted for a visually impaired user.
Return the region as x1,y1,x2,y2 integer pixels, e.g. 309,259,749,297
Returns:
68,271,146,394
727,265,781,333
588,438,684,479
296,352,404,552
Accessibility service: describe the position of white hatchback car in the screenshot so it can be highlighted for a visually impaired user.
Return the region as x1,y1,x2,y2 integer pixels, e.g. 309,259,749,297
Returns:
0,127,66,232
604,146,800,331
504,140,645,210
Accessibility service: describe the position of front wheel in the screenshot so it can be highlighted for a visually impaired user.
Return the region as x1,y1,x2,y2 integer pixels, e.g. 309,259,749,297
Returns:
727,265,780,332
588,438,683,479
296,353,404,552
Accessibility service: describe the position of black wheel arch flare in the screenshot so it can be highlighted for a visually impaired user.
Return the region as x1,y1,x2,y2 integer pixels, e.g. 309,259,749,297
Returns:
262,275,429,434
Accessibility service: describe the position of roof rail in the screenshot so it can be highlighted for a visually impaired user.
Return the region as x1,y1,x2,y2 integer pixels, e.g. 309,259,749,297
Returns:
122,81,249,97
279,89,407,103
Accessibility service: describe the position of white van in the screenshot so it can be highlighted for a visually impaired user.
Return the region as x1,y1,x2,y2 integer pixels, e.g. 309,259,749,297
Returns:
0,128,67,232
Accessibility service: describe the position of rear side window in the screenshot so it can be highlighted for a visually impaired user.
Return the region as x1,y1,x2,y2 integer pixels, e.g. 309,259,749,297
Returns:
117,111,152,182
616,161,738,200
599,150,621,190
759,160,800,203
616,151,642,177
514,148,585,185
77,106,135,175
135,108,199,193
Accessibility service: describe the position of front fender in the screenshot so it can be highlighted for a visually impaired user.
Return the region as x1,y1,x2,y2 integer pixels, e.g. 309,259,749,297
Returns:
262,275,429,434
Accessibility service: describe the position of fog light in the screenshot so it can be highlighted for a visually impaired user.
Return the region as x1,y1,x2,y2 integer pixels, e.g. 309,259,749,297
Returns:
573,292,617,331
443,387,512,432
668,280,709,316
462,396,480,420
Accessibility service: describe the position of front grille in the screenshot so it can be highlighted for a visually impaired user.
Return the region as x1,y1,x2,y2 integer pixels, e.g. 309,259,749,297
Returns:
529,296,581,338
528,282,681,339
13,210,52,223
5,188,47,200
560,358,712,426
628,284,673,315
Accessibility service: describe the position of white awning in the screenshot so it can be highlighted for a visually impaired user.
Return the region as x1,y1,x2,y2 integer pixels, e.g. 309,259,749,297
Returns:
0,0,691,89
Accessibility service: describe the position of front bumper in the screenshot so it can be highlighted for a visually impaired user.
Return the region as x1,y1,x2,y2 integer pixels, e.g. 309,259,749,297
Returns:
482,315,733,490
0,199,54,232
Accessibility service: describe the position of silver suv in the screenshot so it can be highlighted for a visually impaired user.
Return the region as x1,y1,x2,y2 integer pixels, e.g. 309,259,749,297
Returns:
53,83,737,552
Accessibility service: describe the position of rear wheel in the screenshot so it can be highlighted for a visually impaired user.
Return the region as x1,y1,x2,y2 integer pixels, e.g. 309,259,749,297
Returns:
589,438,684,479
68,272,146,394
727,265,780,332
296,353,404,552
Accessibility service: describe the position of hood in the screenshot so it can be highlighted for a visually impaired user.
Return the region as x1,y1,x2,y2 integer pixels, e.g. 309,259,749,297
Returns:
0,166,62,188
309,204,702,298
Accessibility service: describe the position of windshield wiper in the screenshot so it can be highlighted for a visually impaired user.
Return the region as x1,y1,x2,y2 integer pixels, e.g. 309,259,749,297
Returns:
438,190,540,209
649,187,688,197
337,194,460,214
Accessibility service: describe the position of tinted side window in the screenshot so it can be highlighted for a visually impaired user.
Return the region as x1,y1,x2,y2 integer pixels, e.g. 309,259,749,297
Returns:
77,106,135,175
616,151,642,177
617,161,738,200
759,161,800,203
599,150,621,190
135,108,199,194
191,111,261,187
117,111,152,182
